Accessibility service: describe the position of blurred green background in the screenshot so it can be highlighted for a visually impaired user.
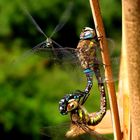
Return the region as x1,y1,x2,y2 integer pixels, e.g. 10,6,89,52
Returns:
0,0,121,139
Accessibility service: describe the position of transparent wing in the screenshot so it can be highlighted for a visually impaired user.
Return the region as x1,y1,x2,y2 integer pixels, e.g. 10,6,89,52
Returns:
95,38,120,83
19,1,120,83
21,43,78,65
14,37,119,84
40,122,70,139
74,123,111,140
40,38,120,83
29,39,77,62
50,1,74,38
40,121,112,140
12,40,47,65
22,1,73,39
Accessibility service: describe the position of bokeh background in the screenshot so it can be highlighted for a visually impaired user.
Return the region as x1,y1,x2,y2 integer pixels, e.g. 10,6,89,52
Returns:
0,0,121,139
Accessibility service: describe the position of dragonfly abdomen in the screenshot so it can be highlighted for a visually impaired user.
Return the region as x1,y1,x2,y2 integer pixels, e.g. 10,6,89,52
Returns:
87,110,106,126
84,69,93,92
81,86,106,126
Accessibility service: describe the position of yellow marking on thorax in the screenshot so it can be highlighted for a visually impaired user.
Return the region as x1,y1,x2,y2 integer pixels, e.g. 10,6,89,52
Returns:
89,41,94,48
78,109,83,119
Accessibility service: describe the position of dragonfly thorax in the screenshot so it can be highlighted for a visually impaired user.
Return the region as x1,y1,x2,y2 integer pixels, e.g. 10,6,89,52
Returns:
70,105,89,125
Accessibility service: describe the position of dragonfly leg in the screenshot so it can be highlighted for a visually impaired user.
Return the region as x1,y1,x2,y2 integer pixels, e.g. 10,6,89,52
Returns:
97,36,103,41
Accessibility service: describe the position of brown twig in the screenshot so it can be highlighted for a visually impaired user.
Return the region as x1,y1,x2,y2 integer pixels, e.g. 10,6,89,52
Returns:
89,0,122,139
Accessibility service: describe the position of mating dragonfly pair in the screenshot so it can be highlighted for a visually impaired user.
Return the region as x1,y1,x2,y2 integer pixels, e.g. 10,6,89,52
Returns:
19,4,118,139
29,26,107,137
59,27,106,129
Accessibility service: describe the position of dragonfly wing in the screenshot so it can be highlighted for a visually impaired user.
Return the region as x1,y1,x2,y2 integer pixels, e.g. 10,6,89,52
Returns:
66,123,85,137
66,122,111,140
32,42,80,66
50,1,74,38
41,122,101,140
35,47,78,62
95,38,120,83
32,40,47,50
32,47,55,60
106,38,120,83
50,40,81,66
76,122,111,140
40,122,70,139
55,48,78,64
12,40,47,65
17,38,79,64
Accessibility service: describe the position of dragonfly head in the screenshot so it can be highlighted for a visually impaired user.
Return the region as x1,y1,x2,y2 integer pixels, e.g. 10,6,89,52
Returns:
59,91,84,115
80,27,96,40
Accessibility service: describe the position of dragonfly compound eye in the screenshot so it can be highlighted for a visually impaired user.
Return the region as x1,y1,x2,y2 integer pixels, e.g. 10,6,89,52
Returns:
59,92,84,115
59,98,68,115
80,27,95,40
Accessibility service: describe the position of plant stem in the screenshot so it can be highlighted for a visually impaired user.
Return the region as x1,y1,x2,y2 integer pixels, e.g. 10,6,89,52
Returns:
89,0,122,139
